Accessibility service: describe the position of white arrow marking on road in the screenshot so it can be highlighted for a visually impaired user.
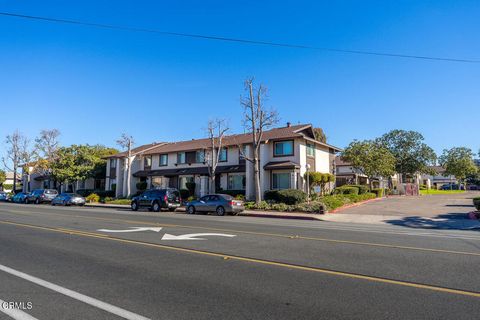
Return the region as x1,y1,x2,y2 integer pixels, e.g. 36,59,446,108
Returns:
161,233,236,240
97,227,163,233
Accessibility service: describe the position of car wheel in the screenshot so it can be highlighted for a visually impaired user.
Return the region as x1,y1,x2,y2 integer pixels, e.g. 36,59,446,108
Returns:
152,201,161,212
187,206,196,214
215,206,226,216
35,198,40,205
131,201,139,211
24,199,29,204
51,202,55,206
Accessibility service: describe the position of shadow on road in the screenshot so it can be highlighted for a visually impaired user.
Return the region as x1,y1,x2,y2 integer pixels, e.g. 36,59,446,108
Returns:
385,213,480,230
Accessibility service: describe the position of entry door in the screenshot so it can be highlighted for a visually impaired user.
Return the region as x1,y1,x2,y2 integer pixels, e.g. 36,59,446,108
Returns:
215,174,221,192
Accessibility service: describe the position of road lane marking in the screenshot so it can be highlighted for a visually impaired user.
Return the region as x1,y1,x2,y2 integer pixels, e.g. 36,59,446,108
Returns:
97,227,163,233
161,233,236,240
1,219,480,299
0,264,151,320
2,209,480,256
0,299,38,320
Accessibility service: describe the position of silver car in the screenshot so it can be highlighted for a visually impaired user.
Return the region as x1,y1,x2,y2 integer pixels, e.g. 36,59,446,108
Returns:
186,194,244,216
0,191,9,201
51,193,86,206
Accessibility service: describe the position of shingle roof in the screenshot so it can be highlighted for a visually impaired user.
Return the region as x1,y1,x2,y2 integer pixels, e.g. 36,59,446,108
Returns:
108,142,165,158
107,124,342,158
335,156,350,166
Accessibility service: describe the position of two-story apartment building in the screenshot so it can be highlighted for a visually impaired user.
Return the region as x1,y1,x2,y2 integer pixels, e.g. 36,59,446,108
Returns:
106,123,342,200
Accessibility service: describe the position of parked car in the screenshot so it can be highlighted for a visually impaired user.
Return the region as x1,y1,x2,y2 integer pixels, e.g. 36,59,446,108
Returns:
26,189,59,204
11,192,29,203
131,188,181,212
51,193,86,206
186,194,244,216
0,191,9,201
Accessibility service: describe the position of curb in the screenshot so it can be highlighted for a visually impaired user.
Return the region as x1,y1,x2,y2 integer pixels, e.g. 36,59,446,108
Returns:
328,197,384,213
85,204,130,210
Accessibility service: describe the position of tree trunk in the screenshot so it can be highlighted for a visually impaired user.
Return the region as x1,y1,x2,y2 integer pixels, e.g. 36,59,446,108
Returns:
254,158,261,205
209,175,215,194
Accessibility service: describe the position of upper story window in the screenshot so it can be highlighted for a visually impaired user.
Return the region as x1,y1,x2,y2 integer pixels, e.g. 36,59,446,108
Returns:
196,150,205,163
110,159,116,168
177,152,186,164
159,154,168,166
219,148,227,162
274,140,294,157
239,145,247,160
144,156,152,169
306,143,315,157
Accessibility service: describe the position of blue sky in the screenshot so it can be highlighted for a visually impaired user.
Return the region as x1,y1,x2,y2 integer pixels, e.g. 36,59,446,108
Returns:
0,0,479,162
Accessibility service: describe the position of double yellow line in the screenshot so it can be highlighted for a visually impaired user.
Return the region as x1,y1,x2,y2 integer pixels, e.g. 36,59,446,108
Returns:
1,219,480,299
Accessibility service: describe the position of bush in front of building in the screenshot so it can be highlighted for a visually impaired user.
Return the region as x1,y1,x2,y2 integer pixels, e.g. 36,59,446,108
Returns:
218,189,246,197
348,184,369,194
76,189,115,198
333,186,360,195
370,188,384,197
185,182,196,196
86,193,100,203
264,189,307,205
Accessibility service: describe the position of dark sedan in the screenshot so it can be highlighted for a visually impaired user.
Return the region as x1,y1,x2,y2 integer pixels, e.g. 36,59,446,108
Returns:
51,193,86,206
186,194,244,216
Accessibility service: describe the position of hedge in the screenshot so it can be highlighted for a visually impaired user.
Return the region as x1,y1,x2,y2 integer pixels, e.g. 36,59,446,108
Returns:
244,200,326,214
76,189,115,198
370,188,384,198
334,186,359,195
349,184,369,194
264,189,307,205
218,190,246,197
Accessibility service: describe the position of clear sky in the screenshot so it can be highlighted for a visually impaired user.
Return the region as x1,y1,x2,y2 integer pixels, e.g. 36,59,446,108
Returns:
0,0,479,162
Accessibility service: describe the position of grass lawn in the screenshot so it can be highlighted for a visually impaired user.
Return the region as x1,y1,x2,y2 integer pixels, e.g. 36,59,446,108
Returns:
420,189,465,195
104,199,131,205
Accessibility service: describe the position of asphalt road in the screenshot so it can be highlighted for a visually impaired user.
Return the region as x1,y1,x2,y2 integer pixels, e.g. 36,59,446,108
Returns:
1,202,480,319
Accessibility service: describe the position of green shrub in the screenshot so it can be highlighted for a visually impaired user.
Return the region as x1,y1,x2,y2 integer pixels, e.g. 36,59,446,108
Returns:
370,188,384,198
293,201,326,213
320,195,346,210
220,190,246,197
1,184,13,190
271,203,289,211
334,186,359,195
264,189,307,205
473,197,480,210
419,184,428,190
102,196,114,203
350,185,369,194
136,181,147,191
86,193,100,203
105,199,131,205
179,189,190,200
234,194,245,201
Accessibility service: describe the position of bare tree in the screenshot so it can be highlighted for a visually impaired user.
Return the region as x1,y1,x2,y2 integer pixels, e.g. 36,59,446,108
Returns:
34,129,61,175
2,130,35,193
116,134,134,197
240,78,279,204
205,119,229,194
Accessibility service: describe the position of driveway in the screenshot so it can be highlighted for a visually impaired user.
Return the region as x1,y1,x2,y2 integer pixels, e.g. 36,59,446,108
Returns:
322,191,480,230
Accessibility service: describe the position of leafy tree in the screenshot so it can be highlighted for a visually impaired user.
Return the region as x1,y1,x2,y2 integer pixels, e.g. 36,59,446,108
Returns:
377,130,436,181
313,128,327,143
342,140,396,189
51,145,117,189
0,169,6,186
438,147,477,189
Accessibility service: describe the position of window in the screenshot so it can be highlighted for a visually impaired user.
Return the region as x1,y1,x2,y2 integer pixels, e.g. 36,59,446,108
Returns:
307,143,315,157
272,172,291,190
159,154,168,166
110,159,116,168
274,140,294,157
219,148,227,162
144,156,152,169
177,152,186,164
195,150,205,163
228,174,246,190
239,145,247,160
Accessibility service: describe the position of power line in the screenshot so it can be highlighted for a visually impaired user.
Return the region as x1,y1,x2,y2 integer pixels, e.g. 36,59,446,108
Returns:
1,11,478,64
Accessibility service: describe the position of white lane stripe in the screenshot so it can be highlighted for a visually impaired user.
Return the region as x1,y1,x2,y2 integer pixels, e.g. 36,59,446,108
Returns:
0,299,38,320
0,264,150,320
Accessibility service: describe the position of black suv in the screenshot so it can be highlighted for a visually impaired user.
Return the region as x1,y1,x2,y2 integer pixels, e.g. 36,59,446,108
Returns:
131,188,181,212
26,189,59,204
